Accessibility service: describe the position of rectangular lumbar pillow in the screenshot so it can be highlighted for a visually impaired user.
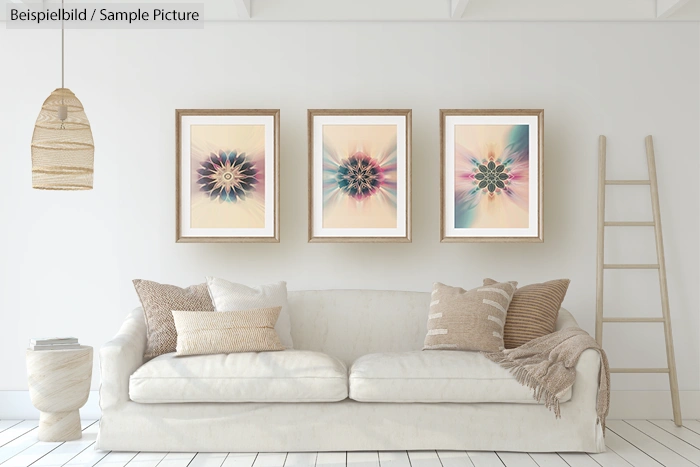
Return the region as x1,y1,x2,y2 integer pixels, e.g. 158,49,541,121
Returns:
172,307,284,356
206,278,294,349
133,279,215,359
484,278,571,349
423,281,517,352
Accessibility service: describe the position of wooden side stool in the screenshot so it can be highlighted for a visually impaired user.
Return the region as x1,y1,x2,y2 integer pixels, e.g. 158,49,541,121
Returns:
25,346,93,441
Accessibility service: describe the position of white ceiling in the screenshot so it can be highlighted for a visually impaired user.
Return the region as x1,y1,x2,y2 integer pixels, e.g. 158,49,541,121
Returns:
2,0,700,22
216,0,700,21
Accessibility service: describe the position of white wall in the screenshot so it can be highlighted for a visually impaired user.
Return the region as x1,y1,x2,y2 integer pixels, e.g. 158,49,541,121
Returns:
0,22,697,396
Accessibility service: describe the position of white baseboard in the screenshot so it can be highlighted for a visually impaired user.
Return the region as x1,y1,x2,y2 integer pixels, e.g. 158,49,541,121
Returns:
0,390,697,420
608,390,700,420
0,390,101,420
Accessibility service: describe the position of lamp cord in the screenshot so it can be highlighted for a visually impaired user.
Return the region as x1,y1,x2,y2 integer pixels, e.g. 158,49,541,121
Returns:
61,0,64,88
60,0,65,129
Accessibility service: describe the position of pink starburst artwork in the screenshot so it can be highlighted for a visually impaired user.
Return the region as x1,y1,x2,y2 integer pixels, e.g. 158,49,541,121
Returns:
322,124,398,229
309,110,411,242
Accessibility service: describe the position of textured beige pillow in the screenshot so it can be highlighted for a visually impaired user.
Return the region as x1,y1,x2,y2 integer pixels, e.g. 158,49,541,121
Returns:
484,278,571,349
172,307,284,356
423,281,517,352
133,280,215,359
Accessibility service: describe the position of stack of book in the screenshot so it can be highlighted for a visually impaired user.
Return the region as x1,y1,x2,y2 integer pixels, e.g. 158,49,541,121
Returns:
29,337,80,351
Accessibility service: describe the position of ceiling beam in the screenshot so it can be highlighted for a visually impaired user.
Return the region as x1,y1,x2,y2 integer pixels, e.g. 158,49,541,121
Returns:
656,0,689,18
233,0,251,19
450,0,469,18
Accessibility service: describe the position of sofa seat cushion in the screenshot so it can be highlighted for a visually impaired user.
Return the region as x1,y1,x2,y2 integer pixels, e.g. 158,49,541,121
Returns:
130,350,348,403
349,351,571,404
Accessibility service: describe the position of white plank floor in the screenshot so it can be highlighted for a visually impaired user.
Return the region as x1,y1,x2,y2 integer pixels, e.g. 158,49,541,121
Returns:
3,420,700,467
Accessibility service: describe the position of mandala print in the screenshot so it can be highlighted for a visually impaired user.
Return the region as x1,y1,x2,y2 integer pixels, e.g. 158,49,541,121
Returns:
474,159,512,195
197,150,259,203
335,153,385,200
454,125,529,228
323,139,398,209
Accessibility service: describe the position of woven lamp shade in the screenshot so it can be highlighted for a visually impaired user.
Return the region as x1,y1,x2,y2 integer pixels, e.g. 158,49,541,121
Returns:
31,88,94,190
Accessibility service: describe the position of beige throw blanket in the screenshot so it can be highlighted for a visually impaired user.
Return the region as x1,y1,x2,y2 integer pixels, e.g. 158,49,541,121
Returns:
483,327,610,431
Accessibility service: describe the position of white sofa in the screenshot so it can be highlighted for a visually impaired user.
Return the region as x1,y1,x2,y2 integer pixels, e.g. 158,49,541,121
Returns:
97,290,605,453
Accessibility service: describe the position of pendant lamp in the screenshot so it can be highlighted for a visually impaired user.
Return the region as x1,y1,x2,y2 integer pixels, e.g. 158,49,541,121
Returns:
31,2,94,190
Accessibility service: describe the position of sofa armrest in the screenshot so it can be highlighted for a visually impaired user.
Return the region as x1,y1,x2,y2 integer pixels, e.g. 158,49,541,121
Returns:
99,308,147,409
555,309,604,418
555,307,579,331
572,347,602,413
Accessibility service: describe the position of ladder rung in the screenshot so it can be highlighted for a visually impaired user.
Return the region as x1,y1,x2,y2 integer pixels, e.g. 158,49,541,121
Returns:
604,221,655,227
610,368,669,374
605,180,651,185
604,264,660,269
603,317,665,323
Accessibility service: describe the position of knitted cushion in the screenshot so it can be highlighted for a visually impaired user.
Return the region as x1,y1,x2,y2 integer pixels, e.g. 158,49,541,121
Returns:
133,279,215,359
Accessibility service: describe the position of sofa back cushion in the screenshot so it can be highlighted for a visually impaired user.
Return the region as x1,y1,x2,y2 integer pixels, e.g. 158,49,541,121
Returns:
128,292,579,367
286,290,430,366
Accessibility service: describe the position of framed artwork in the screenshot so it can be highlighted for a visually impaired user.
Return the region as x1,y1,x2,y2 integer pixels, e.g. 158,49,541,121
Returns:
308,109,412,243
440,109,543,243
176,109,279,243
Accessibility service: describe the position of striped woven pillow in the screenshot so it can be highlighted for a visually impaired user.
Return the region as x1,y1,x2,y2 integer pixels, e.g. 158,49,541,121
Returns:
423,281,517,352
484,278,571,349
172,307,284,356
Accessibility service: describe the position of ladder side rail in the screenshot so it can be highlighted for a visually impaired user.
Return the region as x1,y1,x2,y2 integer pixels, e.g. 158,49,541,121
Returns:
595,135,607,345
645,135,682,426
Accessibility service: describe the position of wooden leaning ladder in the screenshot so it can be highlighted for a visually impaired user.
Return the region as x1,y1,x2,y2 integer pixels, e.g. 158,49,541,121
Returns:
596,135,682,426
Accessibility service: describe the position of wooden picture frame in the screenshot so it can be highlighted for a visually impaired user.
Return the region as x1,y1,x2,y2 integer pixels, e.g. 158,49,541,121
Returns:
308,109,412,243
176,109,280,243
440,109,544,243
